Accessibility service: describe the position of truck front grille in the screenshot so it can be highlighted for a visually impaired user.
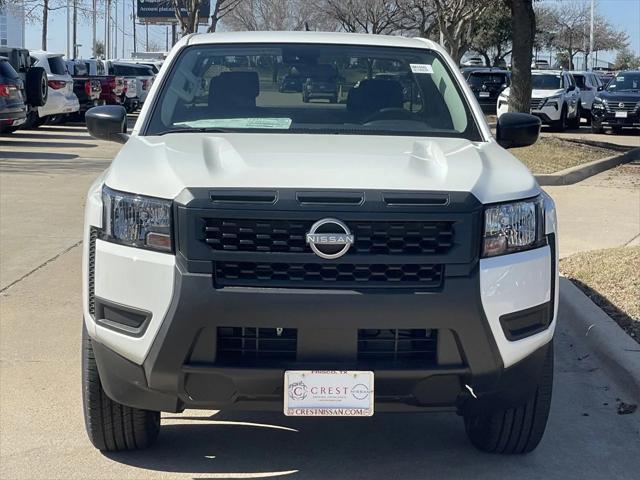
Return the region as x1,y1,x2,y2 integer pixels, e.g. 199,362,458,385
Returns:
529,98,545,110
358,329,438,365
215,262,444,288
204,218,454,256
605,101,638,113
217,327,297,363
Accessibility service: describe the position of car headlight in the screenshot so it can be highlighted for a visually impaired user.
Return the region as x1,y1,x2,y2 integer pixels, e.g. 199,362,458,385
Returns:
542,95,561,107
592,98,605,110
102,186,173,252
482,196,545,258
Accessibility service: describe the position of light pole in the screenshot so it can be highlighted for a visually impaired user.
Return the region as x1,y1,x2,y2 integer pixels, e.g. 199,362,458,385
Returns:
66,0,70,58
588,0,595,70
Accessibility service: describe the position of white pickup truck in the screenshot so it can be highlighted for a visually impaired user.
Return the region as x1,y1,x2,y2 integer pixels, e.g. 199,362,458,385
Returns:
82,31,558,455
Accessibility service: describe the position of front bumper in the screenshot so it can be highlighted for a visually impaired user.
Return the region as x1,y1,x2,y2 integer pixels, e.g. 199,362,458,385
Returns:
86,239,556,414
592,109,640,128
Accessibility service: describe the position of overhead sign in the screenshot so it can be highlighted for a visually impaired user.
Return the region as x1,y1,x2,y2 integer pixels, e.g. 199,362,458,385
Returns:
137,0,210,23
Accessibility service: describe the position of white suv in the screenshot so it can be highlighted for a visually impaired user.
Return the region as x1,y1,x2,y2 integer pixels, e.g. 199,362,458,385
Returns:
498,70,581,130
569,71,604,124
82,32,558,455
29,51,79,126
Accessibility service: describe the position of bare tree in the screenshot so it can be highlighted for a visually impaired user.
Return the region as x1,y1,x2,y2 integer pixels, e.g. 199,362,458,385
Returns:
539,1,628,70
171,0,203,35
208,0,243,32
324,0,403,34
395,0,437,38
432,0,489,63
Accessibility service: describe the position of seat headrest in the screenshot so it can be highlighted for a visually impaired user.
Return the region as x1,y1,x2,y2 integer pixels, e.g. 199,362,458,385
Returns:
209,71,260,108
347,79,404,116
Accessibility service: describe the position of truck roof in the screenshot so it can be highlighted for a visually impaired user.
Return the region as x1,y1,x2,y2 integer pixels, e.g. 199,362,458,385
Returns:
186,31,440,51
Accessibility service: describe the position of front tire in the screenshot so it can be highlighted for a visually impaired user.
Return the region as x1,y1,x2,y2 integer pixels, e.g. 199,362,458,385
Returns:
463,341,554,454
552,105,567,131
82,324,160,451
568,103,581,129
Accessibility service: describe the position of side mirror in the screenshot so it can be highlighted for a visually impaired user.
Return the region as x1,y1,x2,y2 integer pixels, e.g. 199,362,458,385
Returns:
496,112,541,149
597,85,604,91
85,105,129,144
567,84,576,92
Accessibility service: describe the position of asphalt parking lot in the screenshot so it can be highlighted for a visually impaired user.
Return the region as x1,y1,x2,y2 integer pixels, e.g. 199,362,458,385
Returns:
1,122,639,479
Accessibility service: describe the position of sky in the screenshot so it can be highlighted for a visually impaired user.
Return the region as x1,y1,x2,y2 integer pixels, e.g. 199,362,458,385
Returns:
19,0,640,62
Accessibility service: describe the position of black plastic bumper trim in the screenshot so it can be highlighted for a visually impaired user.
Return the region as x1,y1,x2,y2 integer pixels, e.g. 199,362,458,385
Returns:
95,297,152,338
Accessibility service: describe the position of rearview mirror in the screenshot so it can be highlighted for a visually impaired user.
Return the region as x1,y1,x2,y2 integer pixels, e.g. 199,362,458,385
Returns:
496,112,541,149
85,105,129,144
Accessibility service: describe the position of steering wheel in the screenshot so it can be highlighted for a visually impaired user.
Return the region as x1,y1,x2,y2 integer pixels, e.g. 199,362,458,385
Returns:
362,108,415,124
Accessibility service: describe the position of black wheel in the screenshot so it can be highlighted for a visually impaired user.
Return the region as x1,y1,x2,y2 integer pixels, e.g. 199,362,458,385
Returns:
302,93,309,103
584,109,592,125
23,110,45,129
463,341,554,454
82,324,160,451
568,103,581,129
0,124,21,134
552,105,567,131
591,119,604,133
612,126,624,135
25,66,48,107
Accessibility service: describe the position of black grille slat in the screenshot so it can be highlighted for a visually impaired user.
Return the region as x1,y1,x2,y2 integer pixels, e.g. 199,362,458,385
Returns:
88,227,98,317
217,327,297,363
358,329,438,365
216,262,443,288
203,218,455,256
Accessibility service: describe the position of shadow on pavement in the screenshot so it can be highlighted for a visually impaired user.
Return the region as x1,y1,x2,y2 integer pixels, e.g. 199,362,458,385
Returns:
104,411,481,478
0,140,96,149
2,133,92,142
0,156,111,174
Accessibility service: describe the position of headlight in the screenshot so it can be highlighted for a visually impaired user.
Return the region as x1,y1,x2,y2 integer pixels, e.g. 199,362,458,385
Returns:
482,197,545,258
542,95,561,108
102,186,173,252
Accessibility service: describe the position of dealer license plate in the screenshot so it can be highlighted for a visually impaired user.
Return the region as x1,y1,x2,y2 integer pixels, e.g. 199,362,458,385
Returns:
284,370,374,416
615,111,627,118
479,92,491,98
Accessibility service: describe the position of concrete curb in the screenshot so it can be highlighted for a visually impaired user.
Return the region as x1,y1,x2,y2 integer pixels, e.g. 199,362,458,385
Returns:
535,147,640,186
560,278,640,402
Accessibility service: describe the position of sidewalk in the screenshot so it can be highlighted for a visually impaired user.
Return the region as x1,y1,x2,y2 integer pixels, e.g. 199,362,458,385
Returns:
544,160,640,257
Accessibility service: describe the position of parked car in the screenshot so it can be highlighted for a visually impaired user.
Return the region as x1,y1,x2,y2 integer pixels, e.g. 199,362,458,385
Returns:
29,50,79,127
64,60,104,120
0,46,49,131
0,56,27,133
81,59,126,107
301,64,339,103
279,73,303,92
81,31,557,455
104,61,153,108
114,58,164,75
591,70,640,133
463,68,510,113
569,71,604,124
531,59,550,69
461,56,484,67
498,70,581,130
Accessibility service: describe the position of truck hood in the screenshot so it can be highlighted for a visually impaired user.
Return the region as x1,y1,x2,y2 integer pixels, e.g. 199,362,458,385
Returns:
500,87,564,99
103,133,539,204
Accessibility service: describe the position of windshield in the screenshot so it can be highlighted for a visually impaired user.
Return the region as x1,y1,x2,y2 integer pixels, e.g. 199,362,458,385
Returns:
467,73,509,87
48,56,67,75
532,74,562,90
145,43,480,139
607,72,640,92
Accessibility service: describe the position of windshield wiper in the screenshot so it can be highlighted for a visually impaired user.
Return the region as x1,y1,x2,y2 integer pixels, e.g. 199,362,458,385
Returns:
156,127,231,136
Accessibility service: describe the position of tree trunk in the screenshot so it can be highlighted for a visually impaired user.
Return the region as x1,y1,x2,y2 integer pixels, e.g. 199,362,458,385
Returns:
508,0,535,113
41,0,48,50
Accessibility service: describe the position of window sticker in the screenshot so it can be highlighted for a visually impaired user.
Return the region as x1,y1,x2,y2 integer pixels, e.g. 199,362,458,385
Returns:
410,63,433,74
175,118,292,129
616,77,624,82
